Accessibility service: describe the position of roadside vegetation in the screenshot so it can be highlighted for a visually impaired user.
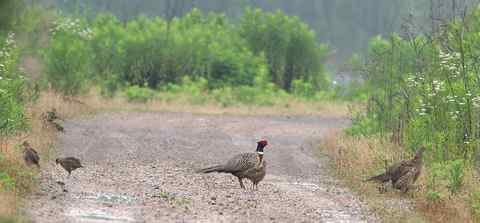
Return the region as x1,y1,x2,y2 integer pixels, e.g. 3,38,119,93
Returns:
321,4,480,223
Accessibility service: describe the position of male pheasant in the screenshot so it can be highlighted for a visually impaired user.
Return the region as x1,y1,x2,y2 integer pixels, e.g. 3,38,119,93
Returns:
367,146,426,193
197,139,268,190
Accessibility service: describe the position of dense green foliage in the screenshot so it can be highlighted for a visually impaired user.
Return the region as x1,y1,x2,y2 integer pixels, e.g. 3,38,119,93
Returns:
43,17,93,95
0,33,28,136
53,0,477,59
43,8,330,98
240,8,329,91
0,0,24,31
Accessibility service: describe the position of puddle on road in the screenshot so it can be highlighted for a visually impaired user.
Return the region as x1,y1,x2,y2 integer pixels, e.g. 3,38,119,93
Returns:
67,192,139,222
273,180,324,192
77,192,138,205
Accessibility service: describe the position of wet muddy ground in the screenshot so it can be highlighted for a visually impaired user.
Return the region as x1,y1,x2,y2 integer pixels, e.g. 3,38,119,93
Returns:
26,112,377,222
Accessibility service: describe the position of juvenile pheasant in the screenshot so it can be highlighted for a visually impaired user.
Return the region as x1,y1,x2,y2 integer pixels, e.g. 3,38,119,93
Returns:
23,141,40,168
56,157,83,176
197,139,268,190
43,108,65,132
45,108,63,122
367,146,426,193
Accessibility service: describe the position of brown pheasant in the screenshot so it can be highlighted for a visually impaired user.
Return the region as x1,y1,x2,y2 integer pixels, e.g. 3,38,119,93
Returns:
367,146,426,193
23,141,40,168
197,139,268,190
43,108,65,132
45,108,63,122
56,157,83,176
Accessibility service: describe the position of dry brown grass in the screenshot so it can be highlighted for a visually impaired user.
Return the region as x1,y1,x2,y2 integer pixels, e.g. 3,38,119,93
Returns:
66,89,352,118
320,130,480,223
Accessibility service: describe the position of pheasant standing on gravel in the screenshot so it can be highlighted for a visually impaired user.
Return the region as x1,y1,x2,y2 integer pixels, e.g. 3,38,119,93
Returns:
56,157,83,176
366,146,426,193
197,139,269,190
23,141,40,168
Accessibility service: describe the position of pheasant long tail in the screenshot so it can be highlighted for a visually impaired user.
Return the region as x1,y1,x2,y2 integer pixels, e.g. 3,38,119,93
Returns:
196,165,227,173
365,173,390,182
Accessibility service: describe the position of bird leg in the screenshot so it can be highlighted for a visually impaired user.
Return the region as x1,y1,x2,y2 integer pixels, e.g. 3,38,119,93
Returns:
238,178,245,189
378,182,388,193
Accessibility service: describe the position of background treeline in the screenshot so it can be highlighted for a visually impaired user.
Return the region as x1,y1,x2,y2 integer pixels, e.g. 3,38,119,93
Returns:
49,0,477,60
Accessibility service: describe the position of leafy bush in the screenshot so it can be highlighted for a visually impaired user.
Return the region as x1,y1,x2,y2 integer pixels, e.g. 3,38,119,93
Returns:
0,0,24,31
0,171,15,192
124,85,155,103
45,8,331,99
43,16,93,95
291,79,316,98
425,159,466,204
88,9,267,90
240,8,329,91
345,112,379,136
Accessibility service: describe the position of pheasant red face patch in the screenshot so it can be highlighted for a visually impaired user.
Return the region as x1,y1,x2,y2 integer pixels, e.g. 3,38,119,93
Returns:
257,139,268,147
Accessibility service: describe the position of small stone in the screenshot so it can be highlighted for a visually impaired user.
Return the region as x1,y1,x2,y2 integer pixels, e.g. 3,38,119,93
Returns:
211,196,216,201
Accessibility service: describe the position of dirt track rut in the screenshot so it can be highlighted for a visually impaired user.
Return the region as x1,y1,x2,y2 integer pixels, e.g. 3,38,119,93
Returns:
26,112,377,222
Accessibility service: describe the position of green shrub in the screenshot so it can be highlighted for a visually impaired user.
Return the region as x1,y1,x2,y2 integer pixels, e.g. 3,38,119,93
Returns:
0,171,15,192
99,73,122,98
447,159,464,194
124,85,155,103
291,79,316,98
425,159,466,202
43,16,93,95
240,8,329,91
345,112,379,136
88,9,267,89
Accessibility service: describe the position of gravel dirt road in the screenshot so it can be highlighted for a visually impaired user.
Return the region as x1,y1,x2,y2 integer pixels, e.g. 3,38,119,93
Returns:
26,112,377,222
